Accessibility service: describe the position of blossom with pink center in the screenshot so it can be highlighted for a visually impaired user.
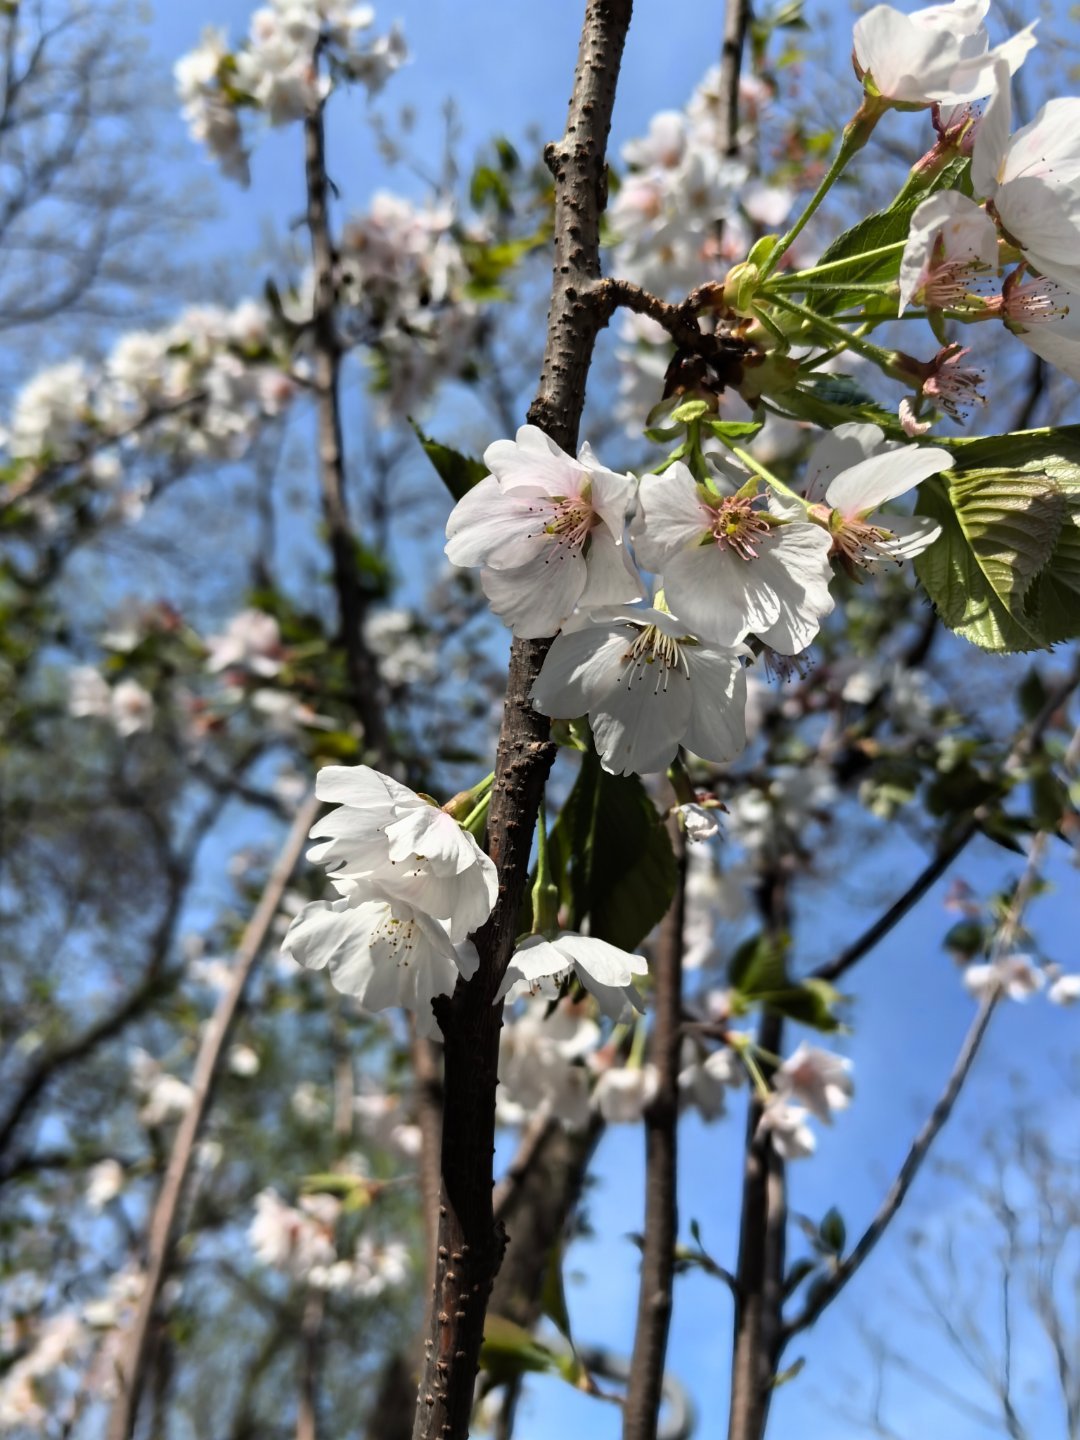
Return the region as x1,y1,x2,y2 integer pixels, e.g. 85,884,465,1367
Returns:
631,460,835,654
911,343,986,422
785,422,949,569
444,425,641,638
852,2,1036,108
205,607,283,677
992,269,1080,382
531,601,748,777
973,62,1080,292
898,191,998,315
758,1100,816,1159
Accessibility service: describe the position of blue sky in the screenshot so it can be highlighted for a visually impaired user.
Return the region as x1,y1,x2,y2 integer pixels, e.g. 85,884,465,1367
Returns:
136,1,1080,1436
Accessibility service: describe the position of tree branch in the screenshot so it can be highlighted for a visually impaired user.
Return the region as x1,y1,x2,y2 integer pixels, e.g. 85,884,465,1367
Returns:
410,6,633,1436
624,820,686,1440
105,792,319,1440
717,0,753,157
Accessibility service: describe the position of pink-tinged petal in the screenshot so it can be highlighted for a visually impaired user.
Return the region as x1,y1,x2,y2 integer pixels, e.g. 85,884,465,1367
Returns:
576,529,647,611
632,465,711,567
683,647,748,762
971,60,1011,197
531,625,632,718
589,658,692,775
825,446,951,517
802,424,885,502
662,543,781,646
898,191,997,314
444,474,554,570
1000,96,1080,192
483,425,584,495
479,549,587,638
1012,313,1080,383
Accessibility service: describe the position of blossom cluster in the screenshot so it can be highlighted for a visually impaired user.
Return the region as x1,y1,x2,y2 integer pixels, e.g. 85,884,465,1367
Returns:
175,2,406,185
248,1187,409,1297
445,423,950,777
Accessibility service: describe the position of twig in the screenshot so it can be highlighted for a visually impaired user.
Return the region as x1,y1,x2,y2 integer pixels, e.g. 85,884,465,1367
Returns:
105,792,319,1440
410,6,632,1436
813,654,1080,986
492,1109,555,1222
717,0,753,157
624,819,686,1440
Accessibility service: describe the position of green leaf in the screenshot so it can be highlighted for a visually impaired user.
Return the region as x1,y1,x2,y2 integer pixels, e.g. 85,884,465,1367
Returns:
770,372,904,436
410,421,488,501
669,398,710,423
782,1257,819,1299
819,1207,846,1256
729,936,842,1031
705,417,764,442
541,1242,574,1344
547,749,677,949
480,1316,563,1383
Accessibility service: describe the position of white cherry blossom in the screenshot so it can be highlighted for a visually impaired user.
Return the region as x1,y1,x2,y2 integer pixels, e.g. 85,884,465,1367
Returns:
1048,972,1080,1006
773,1043,853,1124
305,765,497,942
592,1064,659,1123
994,272,1080,381
498,999,598,1131
679,1045,745,1120
632,462,835,654
898,190,998,314
973,67,1080,292
531,602,748,778
205,608,283,677
963,953,1045,1001
758,1100,816,1159
282,879,478,1038
853,1,1036,107
496,931,648,1021
444,425,641,639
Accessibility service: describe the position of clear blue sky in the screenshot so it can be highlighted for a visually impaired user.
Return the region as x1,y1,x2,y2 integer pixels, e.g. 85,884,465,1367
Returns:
140,2,1080,1436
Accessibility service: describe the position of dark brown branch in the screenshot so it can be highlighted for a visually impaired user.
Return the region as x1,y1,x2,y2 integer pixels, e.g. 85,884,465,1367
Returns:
410,5,633,1436
717,0,753,157
624,820,686,1440
303,102,390,764
593,276,749,371
105,793,319,1440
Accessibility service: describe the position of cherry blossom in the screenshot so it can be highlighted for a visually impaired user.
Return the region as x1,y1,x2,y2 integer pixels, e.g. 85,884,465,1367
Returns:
497,999,598,1131
973,64,1080,292
592,1064,659,1123
679,1045,745,1120
852,1,1036,108
963,953,1045,1001
205,608,283,677
444,425,641,639
758,1100,817,1159
773,1043,854,1124
248,1188,339,1281
632,462,835,654
305,764,497,942
282,879,478,1038
992,270,1080,382
85,1159,126,1212
898,190,998,314
1048,972,1080,1006
786,422,950,570
496,931,649,1021
531,602,748,777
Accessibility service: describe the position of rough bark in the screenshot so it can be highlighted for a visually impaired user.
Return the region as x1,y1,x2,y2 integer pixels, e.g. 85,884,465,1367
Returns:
410,5,634,1436
624,822,686,1440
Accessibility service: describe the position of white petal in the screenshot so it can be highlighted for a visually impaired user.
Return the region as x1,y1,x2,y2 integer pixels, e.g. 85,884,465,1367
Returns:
662,542,780,646
480,549,587,638
590,655,692,776
553,932,648,986
483,425,583,495
870,513,942,562
531,624,631,718
576,528,647,611
578,449,638,540
898,191,998,314
971,60,1012,197
825,445,952,517
314,764,397,809
444,474,555,570
801,423,884,503
752,525,835,655
632,464,710,568
683,647,748,762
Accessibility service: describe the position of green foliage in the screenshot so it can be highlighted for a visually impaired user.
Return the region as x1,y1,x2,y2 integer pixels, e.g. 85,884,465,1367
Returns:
410,421,488,500
727,934,843,1031
547,748,677,950
768,371,904,436
915,427,1080,653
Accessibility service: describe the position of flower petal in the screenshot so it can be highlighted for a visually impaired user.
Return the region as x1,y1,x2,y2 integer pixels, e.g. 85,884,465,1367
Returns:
825,445,951,516
683,647,748,762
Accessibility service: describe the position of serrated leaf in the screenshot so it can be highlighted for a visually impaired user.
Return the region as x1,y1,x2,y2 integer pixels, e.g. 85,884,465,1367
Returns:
410,421,487,501
547,749,677,949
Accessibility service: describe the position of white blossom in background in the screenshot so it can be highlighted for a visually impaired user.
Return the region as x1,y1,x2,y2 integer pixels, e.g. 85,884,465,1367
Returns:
973,64,1080,292
497,1000,599,1131
128,1049,194,1127
176,3,406,181
677,802,721,842
304,765,498,940
758,1100,817,1159
68,666,112,721
205,608,283,677
348,1237,410,1299
110,679,155,738
85,1159,125,1212
773,1043,853,1123
592,1064,659,1124
532,602,748,777
0,1311,84,1430
363,608,438,686
727,764,837,863
445,426,641,639
2,361,91,461
963,953,1046,1001
633,461,835,655
1048,972,1080,1006
679,1044,745,1120
228,1044,261,1077
852,1,1036,107
248,1188,339,1281
497,931,649,1021
354,1093,423,1157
